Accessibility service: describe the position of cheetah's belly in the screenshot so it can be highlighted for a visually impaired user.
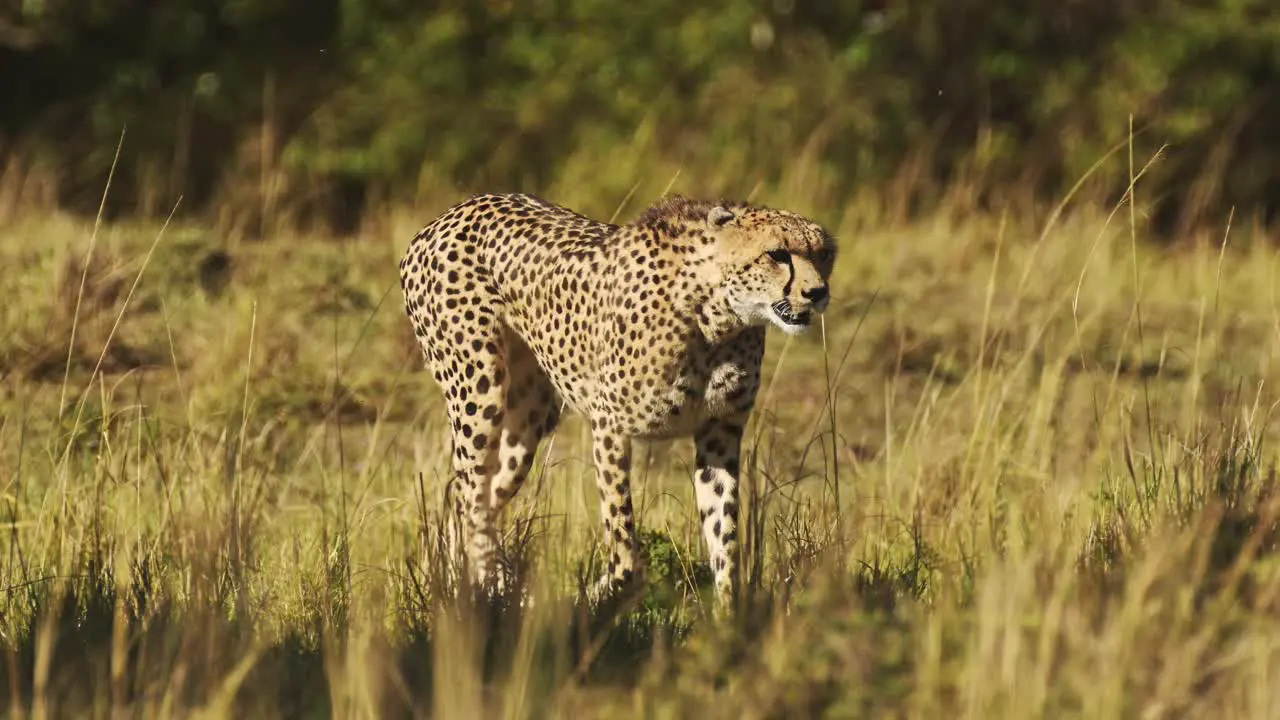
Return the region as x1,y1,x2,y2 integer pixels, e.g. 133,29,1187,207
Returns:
492,264,603,413
500,312,596,412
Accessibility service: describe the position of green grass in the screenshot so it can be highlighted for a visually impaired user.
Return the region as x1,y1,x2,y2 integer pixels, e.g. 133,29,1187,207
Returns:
2,184,1279,718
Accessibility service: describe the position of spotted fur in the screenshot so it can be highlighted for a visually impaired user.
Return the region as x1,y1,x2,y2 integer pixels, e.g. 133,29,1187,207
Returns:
399,192,836,608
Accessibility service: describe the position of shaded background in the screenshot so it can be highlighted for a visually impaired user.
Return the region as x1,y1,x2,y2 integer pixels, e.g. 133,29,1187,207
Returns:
2,0,1279,236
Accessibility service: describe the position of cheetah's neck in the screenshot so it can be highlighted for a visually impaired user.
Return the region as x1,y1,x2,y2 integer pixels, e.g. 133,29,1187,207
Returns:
694,288,749,346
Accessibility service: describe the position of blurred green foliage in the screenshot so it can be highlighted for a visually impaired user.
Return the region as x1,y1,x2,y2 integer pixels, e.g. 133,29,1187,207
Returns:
2,0,1279,232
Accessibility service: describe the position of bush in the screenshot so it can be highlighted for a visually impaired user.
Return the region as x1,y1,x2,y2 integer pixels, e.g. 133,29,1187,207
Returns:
2,0,1278,233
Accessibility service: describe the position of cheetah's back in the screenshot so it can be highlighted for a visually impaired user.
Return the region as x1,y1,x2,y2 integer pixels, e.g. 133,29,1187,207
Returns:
399,193,622,409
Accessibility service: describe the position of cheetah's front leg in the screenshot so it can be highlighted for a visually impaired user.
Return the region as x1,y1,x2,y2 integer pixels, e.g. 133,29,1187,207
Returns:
588,422,641,602
694,416,745,611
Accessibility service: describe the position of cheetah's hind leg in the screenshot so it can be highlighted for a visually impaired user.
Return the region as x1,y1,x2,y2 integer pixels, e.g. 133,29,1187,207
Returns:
583,423,644,606
485,329,562,602
424,318,509,598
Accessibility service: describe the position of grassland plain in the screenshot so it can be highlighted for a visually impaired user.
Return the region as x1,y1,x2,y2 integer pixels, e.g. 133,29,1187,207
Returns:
2,174,1280,718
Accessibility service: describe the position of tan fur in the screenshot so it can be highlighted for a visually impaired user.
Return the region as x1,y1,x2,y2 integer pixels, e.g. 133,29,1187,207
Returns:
399,192,836,607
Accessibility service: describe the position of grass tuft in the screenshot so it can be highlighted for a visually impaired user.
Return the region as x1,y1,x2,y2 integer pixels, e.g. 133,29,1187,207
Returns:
2,182,1280,716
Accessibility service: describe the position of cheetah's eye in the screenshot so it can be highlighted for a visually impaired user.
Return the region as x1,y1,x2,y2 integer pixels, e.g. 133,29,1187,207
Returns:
766,249,790,264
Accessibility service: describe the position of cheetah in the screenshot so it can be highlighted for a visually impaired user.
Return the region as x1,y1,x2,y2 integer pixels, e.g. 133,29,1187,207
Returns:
399,192,836,608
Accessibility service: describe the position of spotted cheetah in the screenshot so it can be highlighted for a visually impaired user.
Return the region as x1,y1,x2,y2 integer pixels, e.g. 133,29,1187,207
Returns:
399,192,836,608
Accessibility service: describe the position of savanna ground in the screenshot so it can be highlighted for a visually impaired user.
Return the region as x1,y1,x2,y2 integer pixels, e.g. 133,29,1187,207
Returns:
3,162,1280,718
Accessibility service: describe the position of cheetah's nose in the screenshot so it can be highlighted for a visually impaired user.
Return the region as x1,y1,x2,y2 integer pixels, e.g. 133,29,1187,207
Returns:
802,286,829,305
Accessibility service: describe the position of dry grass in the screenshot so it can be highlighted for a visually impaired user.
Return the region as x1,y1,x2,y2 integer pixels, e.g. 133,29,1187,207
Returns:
2,175,1279,718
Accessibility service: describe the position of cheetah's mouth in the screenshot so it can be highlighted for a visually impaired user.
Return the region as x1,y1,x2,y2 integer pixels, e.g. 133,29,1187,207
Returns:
771,301,812,328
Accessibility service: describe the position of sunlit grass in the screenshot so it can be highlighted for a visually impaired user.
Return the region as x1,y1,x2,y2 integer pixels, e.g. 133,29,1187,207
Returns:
2,176,1279,716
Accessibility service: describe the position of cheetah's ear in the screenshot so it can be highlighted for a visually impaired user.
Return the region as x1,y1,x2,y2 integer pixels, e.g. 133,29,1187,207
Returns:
707,206,736,228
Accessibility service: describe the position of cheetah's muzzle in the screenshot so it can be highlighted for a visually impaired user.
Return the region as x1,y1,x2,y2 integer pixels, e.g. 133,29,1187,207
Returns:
771,300,812,328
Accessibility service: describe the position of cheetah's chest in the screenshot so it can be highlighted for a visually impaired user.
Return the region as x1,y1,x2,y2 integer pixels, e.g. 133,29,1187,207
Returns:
632,355,762,439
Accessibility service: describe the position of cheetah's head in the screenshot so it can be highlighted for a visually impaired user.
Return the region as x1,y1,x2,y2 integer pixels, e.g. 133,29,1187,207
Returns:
704,204,837,336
